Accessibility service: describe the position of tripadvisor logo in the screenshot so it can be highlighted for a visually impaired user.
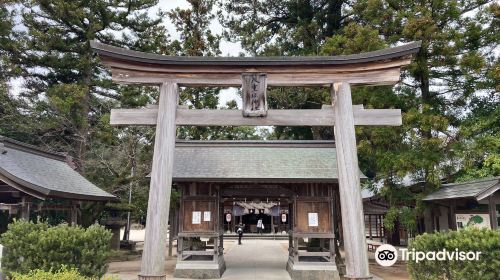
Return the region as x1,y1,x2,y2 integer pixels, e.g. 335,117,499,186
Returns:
374,244,482,267
375,244,398,267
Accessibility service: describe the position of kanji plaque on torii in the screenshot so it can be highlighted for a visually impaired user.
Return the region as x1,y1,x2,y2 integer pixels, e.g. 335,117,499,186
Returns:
91,40,421,280
242,73,267,117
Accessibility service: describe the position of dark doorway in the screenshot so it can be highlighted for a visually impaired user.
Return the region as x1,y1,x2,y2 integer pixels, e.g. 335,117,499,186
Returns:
242,212,271,233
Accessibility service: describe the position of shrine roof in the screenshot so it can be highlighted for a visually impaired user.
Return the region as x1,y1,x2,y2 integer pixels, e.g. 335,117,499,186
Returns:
0,136,116,201
171,140,366,183
91,41,421,66
423,177,499,202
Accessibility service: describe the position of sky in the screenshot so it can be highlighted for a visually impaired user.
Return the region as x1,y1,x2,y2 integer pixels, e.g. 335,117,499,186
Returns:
9,0,244,107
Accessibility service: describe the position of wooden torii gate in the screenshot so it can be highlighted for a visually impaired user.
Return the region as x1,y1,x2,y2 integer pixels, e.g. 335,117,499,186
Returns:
91,41,420,280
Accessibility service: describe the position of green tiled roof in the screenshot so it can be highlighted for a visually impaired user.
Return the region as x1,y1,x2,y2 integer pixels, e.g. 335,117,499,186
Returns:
0,136,116,201
172,140,366,182
423,177,499,201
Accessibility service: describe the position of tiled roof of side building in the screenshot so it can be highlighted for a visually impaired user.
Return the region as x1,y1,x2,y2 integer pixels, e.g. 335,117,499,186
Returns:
0,136,116,201
423,177,499,201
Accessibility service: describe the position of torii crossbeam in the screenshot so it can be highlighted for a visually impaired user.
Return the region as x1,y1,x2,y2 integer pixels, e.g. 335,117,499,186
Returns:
92,40,420,280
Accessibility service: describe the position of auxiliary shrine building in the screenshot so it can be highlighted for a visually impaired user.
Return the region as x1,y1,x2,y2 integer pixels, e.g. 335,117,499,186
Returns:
0,136,115,230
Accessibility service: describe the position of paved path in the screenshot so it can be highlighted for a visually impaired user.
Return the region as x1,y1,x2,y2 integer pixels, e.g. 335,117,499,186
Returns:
222,239,291,280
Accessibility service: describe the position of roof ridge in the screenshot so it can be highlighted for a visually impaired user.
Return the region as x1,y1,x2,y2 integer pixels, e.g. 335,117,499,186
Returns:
443,177,500,187
174,140,336,148
0,136,68,162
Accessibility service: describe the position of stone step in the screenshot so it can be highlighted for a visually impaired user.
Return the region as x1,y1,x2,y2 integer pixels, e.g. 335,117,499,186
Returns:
223,234,289,240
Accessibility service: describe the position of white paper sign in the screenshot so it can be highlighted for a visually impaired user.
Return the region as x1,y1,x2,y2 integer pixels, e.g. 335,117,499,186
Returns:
226,213,232,222
192,211,201,224
204,211,211,222
308,213,319,227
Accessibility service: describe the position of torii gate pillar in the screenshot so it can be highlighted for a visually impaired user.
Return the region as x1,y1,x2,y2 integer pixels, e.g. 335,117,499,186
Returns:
332,83,370,279
139,82,178,280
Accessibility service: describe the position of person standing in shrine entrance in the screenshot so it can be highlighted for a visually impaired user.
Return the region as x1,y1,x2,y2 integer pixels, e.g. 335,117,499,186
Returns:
257,218,264,235
236,223,245,245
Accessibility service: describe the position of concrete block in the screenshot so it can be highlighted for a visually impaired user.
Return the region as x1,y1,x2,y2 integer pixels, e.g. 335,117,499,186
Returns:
286,257,340,280
174,257,226,279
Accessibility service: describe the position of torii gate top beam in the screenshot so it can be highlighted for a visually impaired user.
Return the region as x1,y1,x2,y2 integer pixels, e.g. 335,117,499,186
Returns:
90,40,421,87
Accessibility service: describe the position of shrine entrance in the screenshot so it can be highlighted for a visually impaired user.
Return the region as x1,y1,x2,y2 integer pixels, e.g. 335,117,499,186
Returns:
224,198,286,235
91,40,420,280
168,141,344,278
221,185,294,235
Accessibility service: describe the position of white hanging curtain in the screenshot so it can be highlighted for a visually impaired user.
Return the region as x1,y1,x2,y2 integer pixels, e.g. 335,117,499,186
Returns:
236,201,277,215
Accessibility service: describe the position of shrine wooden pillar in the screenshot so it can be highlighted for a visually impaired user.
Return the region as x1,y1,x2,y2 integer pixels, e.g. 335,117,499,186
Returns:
70,201,80,226
489,195,498,230
20,196,31,220
139,82,178,280
332,83,370,279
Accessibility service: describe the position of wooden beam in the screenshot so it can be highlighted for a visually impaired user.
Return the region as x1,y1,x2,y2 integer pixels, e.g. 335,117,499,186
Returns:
20,196,31,220
332,83,370,279
110,107,402,127
449,200,457,230
111,67,403,86
139,82,178,280
489,195,498,230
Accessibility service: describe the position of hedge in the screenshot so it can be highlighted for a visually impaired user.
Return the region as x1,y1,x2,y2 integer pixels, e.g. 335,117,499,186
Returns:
11,266,119,280
408,228,500,280
0,220,112,278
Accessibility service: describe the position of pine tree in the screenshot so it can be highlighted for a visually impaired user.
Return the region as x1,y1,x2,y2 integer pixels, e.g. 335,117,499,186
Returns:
353,0,499,185
345,0,499,238
220,0,348,55
12,0,165,172
0,2,29,140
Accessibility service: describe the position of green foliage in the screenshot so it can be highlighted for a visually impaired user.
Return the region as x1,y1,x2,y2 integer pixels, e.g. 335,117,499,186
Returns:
104,202,136,213
11,266,120,280
352,0,499,184
11,267,88,280
321,23,386,55
220,0,346,55
384,206,417,234
8,0,166,169
400,207,417,233
384,207,399,231
0,220,112,278
408,228,500,280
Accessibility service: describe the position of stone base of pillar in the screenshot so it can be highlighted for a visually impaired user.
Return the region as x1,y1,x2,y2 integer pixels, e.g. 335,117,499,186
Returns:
286,257,340,280
344,275,381,280
137,274,166,280
337,263,346,276
174,256,226,279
